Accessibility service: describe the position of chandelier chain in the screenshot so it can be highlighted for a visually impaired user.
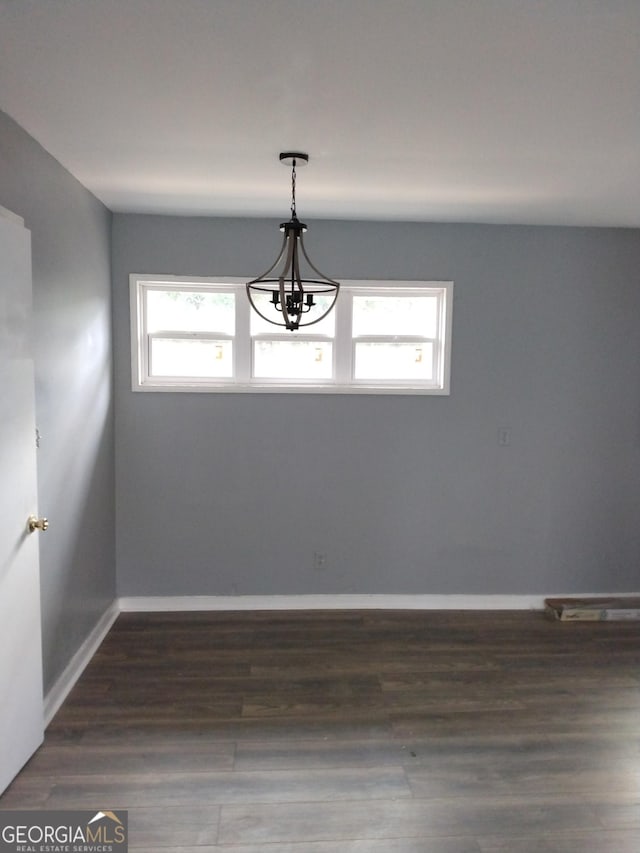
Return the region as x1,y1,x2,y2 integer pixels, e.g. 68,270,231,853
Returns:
290,160,297,219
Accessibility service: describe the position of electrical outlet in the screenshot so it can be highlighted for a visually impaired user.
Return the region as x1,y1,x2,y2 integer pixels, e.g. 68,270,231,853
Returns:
498,427,512,447
313,551,327,570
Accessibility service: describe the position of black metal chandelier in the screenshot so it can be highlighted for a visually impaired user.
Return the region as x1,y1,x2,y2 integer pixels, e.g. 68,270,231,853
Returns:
246,152,340,331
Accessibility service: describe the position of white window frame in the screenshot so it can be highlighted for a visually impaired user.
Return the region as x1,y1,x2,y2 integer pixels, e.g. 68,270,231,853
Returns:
130,275,453,395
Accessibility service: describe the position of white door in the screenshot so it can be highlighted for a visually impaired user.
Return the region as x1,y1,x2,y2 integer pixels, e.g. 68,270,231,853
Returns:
0,208,44,795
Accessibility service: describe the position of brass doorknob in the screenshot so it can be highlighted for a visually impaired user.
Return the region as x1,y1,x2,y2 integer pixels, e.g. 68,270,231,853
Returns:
28,515,49,533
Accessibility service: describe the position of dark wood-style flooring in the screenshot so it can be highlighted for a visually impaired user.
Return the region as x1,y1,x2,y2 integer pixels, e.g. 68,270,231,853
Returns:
2,610,640,851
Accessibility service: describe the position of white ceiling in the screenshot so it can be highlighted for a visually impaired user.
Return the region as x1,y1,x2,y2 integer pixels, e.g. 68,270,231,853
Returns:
1,0,639,226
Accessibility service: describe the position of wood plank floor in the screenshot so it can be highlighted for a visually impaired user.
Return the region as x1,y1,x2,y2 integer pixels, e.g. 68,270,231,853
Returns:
2,610,640,851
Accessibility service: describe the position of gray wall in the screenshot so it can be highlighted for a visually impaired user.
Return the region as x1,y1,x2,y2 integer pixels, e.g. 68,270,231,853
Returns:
113,215,640,597
0,111,115,693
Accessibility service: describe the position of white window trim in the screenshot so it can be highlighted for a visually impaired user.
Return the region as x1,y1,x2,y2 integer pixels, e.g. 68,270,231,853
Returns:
130,275,453,395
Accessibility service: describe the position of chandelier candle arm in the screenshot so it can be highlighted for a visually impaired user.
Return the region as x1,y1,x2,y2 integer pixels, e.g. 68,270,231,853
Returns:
246,151,340,331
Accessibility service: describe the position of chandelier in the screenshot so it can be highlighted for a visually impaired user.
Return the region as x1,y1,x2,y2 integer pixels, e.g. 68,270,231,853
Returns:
246,152,340,331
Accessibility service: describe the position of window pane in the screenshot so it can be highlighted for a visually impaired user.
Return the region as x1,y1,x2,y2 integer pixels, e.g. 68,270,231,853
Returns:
354,342,434,381
253,340,333,379
250,292,336,336
147,290,235,334
352,295,437,337
150,338,233,378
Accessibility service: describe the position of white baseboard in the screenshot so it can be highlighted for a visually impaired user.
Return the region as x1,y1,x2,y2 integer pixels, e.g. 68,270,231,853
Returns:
43,601,119,727
118,592,640,613
118,593,551,612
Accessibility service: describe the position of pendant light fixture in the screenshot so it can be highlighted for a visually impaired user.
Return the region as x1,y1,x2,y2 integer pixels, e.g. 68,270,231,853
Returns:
246,152,340,331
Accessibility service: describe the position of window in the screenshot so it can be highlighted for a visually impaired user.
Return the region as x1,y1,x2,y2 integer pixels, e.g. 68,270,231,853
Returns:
131,275,453,394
